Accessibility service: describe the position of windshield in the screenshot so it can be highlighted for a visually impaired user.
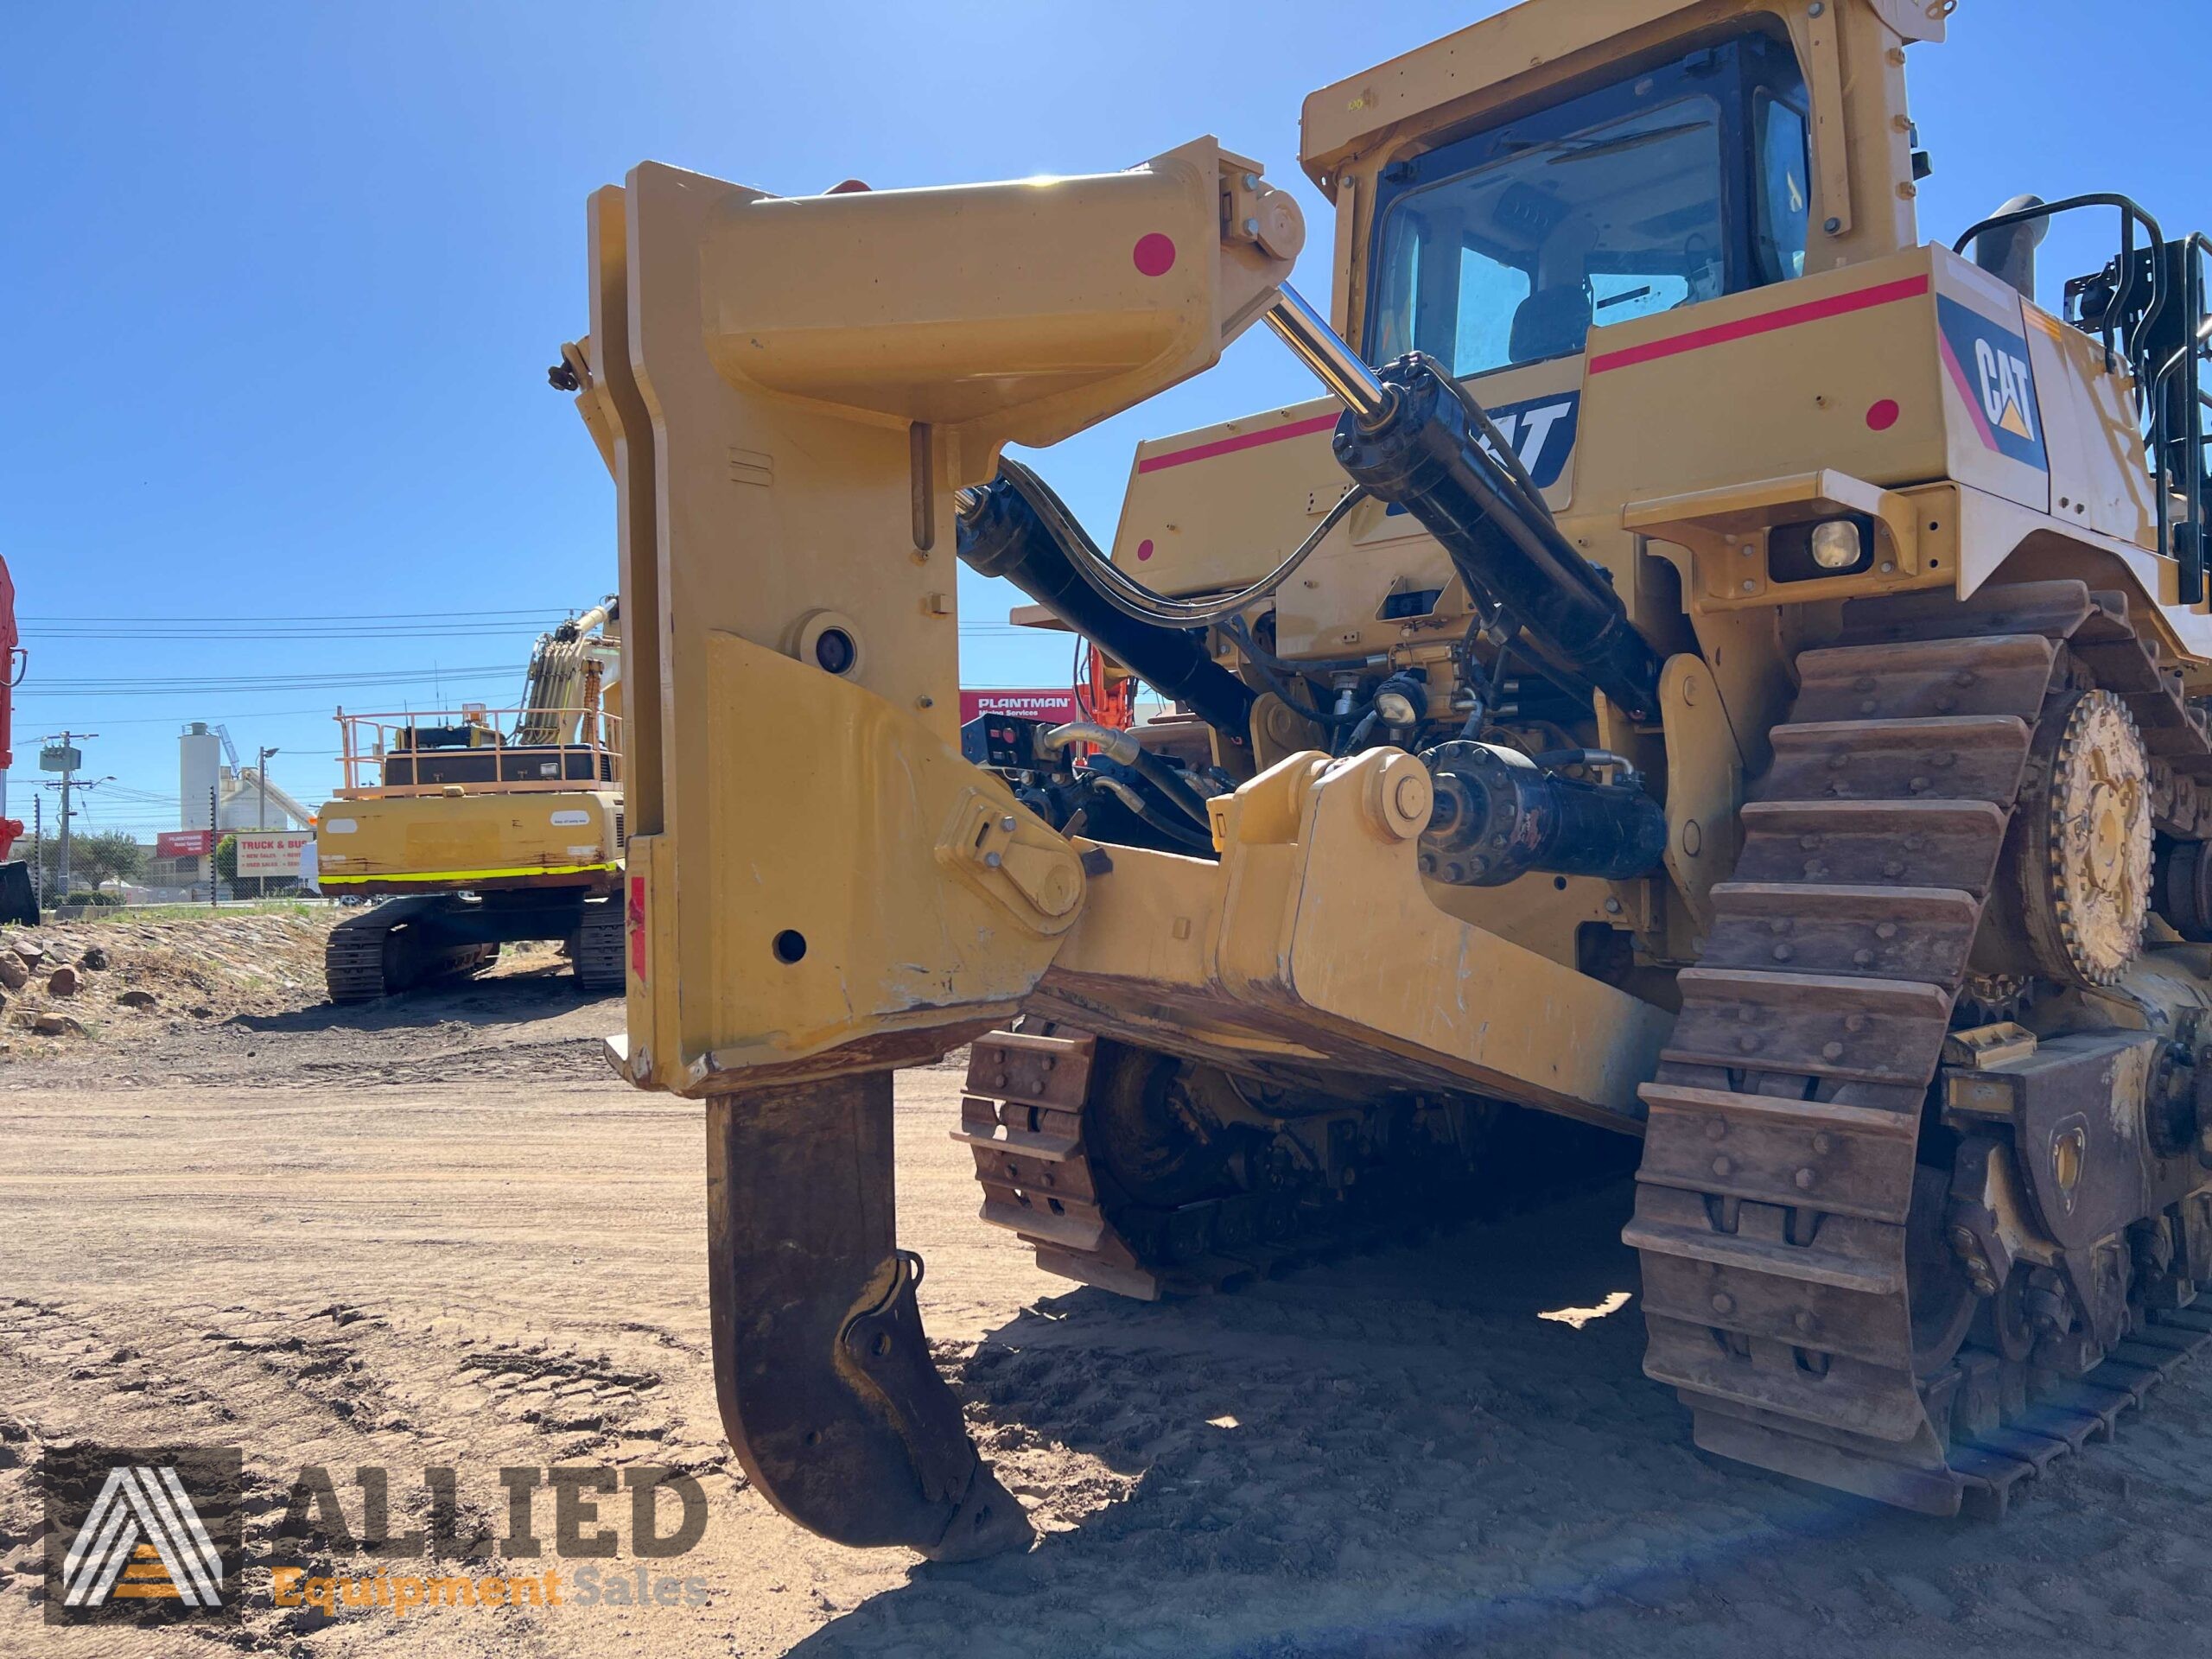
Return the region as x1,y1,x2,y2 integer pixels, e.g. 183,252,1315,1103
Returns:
1366,35,1808,378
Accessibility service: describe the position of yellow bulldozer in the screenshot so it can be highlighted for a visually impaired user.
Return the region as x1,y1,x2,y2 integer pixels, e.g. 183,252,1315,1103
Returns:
315,602,625,1001
563,0,2212,1556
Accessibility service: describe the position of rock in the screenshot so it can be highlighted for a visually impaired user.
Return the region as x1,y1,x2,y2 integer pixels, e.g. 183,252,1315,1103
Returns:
46,966,79,997
12,942,41,969
79,946,110,971
188,1006,213,1019
0,955,24,992
116,989,157,1010
30,1013,85,1038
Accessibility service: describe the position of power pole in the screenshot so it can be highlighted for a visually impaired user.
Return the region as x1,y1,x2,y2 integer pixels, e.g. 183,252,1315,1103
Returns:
39,730,95,896
254,747,280,899
36,778,112,901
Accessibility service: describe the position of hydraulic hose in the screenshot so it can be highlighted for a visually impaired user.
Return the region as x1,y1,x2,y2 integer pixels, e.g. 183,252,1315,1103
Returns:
1045,721,1213,828
957,473,1256,745
1260,289,1661,721
1086,774,1216,852
1437,371,1555,529
1215,615,1372,729
1529,747,1644,790
995,455,1368,631
1329,358,1662,720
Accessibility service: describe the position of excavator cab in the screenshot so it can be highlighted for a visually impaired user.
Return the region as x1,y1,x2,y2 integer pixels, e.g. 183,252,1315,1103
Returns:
578,0,2212,1555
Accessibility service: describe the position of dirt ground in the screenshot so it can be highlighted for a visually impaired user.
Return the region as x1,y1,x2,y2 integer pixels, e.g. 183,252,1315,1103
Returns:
4,914,2212,1657
0,909,335,1059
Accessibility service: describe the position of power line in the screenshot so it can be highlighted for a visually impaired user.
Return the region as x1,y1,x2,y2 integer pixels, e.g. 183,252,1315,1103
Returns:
23,625,556,642
21,607,572,623
3,705,343,728
17,664,520,696
29,620,1035,639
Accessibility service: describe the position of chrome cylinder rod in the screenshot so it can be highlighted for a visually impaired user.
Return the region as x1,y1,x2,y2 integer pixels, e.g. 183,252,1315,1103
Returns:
1262,283,1389,422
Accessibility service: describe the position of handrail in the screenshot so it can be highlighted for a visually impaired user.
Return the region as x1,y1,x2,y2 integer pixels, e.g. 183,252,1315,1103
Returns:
2149,232,2212,601
1955,193,2194,573
332,706,622,797
1952,193,2167,387
333,705,617,725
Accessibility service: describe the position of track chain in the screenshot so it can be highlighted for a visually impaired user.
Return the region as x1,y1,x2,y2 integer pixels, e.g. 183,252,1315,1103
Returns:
960,577,2212,1516
1630,578,2212,1516
574,893,625,993
324,908,397,1003
321,899,496,1004
957,1031,1636,1300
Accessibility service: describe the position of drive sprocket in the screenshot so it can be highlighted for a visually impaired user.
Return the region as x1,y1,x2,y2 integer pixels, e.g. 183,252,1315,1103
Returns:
2016,689,2151,987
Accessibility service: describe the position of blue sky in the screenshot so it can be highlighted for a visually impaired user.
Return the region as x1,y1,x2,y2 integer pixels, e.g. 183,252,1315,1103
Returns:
3,1,2204,839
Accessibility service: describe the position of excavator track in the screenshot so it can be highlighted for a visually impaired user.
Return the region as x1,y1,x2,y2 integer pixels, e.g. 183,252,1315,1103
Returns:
958,1029,1638,1300
1630,580,2212,1517
323,897,498,1003
323,908,397,1002
574,892,625,992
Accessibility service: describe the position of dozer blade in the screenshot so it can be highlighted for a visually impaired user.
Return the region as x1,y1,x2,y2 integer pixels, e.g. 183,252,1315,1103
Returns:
707,1072,1031,1560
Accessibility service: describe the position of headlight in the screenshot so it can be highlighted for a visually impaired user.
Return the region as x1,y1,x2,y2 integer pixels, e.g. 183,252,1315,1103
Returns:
1769,513,1875,582
1810,520,1862,569
1374,689,1420,725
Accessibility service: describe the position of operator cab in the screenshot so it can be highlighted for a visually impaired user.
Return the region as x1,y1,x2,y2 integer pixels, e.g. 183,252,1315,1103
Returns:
1364,29,1810,379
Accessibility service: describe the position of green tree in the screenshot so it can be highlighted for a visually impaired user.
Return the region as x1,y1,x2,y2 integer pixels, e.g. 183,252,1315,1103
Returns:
35,830,145,893
213,834,238,883
73,830,147,893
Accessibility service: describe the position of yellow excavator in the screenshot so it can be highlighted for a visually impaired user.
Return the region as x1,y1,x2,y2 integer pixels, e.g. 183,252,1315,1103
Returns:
315,602,625,1001
563,0,2212,1556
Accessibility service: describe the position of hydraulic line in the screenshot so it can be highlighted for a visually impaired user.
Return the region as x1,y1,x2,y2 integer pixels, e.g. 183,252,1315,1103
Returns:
1262,286,1662,721
1217,613,1376,678
1216,615,1373,729
1437,370,1555,528
993,457,1368,631
514,597,617,747
1045,721,1213,827
1529,747,1644,788
957,474,1257,743
1086,774,1216,852
1330,360,1659,719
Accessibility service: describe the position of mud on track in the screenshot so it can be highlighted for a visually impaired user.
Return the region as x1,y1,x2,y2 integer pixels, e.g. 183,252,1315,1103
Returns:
3,957,2211,1657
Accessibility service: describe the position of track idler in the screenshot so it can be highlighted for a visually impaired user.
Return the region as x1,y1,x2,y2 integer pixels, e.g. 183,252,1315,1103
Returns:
707,1074,1032,1560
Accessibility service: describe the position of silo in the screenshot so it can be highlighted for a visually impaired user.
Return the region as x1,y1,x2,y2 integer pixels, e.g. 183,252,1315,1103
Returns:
180,722,222,830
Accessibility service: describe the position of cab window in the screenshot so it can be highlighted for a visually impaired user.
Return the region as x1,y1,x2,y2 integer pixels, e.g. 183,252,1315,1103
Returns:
1755,92,1812,283
1368,32,1812,378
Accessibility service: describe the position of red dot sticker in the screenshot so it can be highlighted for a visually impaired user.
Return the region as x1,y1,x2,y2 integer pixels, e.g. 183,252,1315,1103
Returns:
1136,538,1154,561
1132,233,1177,277
1866,398,1900,431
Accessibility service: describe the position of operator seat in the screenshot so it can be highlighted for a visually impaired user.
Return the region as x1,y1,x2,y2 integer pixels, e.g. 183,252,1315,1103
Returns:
1509,282,1593,364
